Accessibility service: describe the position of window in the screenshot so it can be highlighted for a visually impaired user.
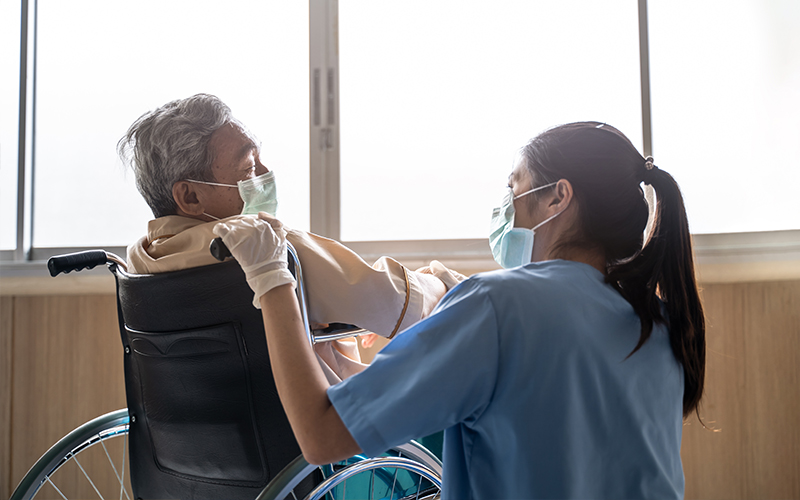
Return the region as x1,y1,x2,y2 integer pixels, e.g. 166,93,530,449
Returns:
338,0,643,241
0,0,21,251
649,0,800,234
31,0,309,249
3,0,798,276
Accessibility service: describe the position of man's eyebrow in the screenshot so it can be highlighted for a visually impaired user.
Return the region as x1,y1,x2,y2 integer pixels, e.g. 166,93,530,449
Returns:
234,143,258,167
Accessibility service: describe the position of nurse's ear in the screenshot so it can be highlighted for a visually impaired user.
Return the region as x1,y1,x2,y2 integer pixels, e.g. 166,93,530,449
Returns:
544,179,574,217
172,181,205,217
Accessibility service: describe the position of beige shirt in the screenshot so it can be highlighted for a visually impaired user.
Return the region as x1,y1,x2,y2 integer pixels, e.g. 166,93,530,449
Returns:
127,215,440,382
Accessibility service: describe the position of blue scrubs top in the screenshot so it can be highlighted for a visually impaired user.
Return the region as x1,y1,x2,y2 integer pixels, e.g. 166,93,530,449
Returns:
327,260,685,500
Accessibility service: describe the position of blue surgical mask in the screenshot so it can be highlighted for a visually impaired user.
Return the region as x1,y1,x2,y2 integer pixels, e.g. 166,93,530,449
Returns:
489,182,561,268
187,171,278,219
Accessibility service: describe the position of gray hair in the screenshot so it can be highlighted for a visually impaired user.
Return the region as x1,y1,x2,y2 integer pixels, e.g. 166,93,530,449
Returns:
118,93,247,218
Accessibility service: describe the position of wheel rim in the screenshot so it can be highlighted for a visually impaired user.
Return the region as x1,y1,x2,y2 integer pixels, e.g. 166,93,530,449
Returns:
11,410,132,500
257,440,442,500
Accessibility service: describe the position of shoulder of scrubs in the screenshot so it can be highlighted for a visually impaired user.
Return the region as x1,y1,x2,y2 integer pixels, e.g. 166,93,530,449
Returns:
286,229,426,338
330,260,685,499
327,276,500,458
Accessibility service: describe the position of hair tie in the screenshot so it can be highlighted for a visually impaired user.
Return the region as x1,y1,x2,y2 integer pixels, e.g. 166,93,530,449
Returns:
642,156,657,185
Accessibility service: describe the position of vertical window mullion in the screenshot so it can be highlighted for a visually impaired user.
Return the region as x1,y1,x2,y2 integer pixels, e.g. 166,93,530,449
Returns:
638,0,656,235
638,0,653,157
15,0,35,262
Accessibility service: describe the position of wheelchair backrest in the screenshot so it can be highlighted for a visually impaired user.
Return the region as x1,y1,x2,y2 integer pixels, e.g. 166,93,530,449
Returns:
113,259,301,499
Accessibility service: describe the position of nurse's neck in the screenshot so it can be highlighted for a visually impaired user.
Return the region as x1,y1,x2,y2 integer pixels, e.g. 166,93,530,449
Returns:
530,222,607,275
535,247,607,275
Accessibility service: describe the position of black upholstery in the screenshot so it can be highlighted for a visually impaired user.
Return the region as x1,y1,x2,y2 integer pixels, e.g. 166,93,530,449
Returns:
112,259,302,499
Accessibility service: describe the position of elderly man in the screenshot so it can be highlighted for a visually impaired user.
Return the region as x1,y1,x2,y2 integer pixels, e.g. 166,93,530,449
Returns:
118,93,460,382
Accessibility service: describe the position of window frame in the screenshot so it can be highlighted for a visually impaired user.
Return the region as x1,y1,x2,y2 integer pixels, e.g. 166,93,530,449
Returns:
2,0,799,285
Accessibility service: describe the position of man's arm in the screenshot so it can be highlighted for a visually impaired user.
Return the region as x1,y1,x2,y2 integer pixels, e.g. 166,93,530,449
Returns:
259,284,362,465
288,231,448,337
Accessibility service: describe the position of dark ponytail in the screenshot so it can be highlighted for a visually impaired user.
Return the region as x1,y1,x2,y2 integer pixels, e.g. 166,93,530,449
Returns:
522,122,706,418
608,163,706,418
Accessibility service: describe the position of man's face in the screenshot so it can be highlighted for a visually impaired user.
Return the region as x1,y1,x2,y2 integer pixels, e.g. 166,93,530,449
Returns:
200,123,269,219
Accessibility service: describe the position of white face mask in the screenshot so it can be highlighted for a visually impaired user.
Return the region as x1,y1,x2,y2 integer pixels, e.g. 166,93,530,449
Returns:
186,171,278,220
489,182,562,269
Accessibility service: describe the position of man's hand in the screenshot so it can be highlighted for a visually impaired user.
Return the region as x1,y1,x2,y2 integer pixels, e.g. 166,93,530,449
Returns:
360,333,380,349
213,212,296,308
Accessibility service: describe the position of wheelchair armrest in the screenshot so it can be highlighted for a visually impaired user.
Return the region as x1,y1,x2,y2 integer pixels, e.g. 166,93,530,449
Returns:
312,323,370,343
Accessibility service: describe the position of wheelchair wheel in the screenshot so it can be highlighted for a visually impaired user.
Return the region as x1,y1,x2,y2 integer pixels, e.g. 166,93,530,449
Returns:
257,441,442,500
10,409,131,500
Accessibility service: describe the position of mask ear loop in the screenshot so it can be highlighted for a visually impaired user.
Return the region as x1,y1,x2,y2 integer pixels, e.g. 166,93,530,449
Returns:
182,180,234,221
513,180,563,232
185,179,238,188
512,181,558,201
531,210,563,232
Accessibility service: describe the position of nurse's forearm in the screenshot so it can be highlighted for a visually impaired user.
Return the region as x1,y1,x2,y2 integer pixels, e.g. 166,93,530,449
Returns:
259,285,362,465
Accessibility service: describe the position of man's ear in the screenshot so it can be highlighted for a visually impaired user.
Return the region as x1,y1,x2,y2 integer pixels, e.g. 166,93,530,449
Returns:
172,181,205,217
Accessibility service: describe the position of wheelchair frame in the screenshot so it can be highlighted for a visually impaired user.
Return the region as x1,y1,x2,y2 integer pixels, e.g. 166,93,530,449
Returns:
11,244,442,500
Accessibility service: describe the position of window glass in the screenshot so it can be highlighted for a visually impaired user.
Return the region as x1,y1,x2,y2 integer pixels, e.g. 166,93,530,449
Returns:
339,0,642,241
33,0,309,248
649,0,800,234
0,1,21,250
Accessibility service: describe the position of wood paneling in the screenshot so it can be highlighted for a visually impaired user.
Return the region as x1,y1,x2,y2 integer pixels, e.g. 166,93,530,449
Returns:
8,294,125,497
1,297,13,499
3,280,799,498
682,281,800,499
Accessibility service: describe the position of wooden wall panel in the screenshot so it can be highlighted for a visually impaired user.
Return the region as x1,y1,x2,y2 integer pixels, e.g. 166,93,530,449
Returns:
1,297,13,499
3,280,799,498
682,281,800,499
9,295,125,497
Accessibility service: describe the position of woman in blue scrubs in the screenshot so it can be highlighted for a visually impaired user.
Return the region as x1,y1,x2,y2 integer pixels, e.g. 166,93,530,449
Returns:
214,122,706,499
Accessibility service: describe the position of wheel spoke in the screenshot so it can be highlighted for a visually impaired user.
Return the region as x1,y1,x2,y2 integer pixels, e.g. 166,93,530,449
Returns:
45,476,69,500
100,436,126,495
369,468,375,500
390,467,399,500
69,451,105,499
120,431,130,500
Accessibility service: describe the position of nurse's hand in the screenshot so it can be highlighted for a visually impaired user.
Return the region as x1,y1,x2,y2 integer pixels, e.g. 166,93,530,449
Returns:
213,212,296,308
417,260,468,291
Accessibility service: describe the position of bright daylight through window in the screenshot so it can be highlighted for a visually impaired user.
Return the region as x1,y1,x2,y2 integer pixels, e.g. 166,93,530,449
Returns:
339,0,643,241
0,1,21,251
2,0,798,259
30,0,309,248
649,0,800,234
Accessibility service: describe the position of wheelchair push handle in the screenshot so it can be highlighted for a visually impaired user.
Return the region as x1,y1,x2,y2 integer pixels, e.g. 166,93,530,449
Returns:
47,250,111,277
210,237,231,261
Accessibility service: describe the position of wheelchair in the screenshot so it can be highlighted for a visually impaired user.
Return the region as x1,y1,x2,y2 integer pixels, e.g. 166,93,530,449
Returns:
11,243,442,500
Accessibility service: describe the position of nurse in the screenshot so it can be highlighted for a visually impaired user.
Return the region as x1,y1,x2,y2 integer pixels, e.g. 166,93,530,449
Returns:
213,121,705,499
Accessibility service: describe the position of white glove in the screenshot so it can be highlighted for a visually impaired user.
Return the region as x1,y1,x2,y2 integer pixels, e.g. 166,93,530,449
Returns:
427,260,468,291
213,213,296,308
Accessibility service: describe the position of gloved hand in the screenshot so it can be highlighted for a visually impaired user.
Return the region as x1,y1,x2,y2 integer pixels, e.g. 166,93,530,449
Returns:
213,213,296,308
420,260,468,291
